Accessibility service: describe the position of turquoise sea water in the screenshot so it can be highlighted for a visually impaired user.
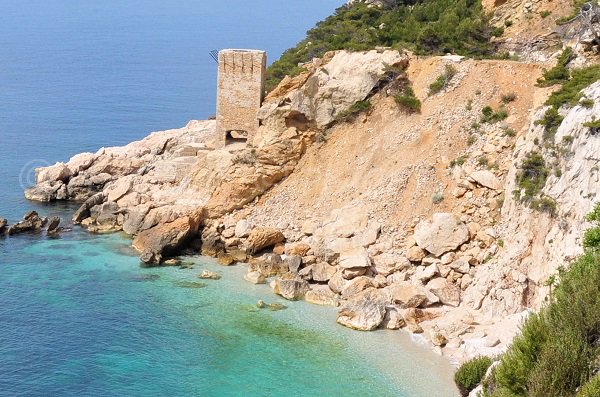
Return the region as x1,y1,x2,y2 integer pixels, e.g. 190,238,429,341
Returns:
0,1,459,396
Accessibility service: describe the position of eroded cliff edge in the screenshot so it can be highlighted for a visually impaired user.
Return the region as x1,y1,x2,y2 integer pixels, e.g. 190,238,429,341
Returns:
24,47,600,365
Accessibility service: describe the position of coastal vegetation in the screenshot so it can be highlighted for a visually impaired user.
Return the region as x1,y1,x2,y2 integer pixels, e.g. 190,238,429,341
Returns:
429,64,458,95
464,203,600,396
266,0,496,90
515,49,600,213
455,356,493,396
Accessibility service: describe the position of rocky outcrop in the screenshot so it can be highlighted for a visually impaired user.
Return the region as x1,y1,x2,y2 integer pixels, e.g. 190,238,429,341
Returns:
7,211,46,235
132,209,204,264
259,49,408,130
0,218,7,234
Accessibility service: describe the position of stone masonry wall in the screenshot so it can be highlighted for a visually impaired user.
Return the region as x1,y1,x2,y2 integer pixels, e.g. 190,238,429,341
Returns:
215,49,266,148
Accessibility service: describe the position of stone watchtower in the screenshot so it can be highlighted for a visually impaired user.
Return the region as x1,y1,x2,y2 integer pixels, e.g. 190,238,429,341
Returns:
215,49,267,148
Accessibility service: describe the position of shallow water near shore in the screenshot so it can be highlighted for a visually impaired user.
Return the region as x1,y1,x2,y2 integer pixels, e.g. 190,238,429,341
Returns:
0,225,458,396
0,0,459,395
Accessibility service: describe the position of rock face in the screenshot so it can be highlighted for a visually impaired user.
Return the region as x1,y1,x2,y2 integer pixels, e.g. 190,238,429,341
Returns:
337,288,387,331
132,209,204,264
414,213,469,257
259,50,408,130
246,227,285,254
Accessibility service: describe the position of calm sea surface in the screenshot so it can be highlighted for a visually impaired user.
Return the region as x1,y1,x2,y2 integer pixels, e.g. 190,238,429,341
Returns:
0,1,459,396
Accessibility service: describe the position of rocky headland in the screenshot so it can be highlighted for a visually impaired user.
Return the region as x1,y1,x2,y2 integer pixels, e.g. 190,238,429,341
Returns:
21,32,600,371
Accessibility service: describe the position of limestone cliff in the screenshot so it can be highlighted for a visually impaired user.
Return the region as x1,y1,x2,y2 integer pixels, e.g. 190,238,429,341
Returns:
23,45,600,365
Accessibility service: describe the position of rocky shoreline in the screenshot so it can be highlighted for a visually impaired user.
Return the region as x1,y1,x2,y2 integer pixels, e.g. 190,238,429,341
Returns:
21,48,600,367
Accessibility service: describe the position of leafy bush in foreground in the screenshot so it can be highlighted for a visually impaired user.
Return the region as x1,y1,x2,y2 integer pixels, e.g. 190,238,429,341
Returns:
576,375,600,397
455,356,493,396
487,202,600,397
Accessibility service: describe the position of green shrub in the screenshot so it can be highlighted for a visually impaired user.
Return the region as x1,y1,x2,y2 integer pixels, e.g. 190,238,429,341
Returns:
545,65,600,109
531,196,558,215
515,151,549,202
501,92,517,103
266,0,496,91
539,10,552,18
580,97,594,108
481,105,509,123
432,192,444,204
334,100,371,122
535,107,564,141
429,64,458,95
536,47,574,87
584,118,600,129
394,85,421,113
577,375,600,397
455,356,493,396
583,202,600,249
450,154,469,168
492,202,600,397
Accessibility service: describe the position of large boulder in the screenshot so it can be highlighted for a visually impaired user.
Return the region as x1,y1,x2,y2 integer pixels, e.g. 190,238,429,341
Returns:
426,277,461,307
246,227,285,254
248,253,287,277
305,286,340,307
413,213,469,257
337,288,387,331
372,253,410,276
386,282,429,308
46,216,61,235
132,209,204,264
0,218,7,234
339,247,371,269
340,276,373,299
469,170,502,191
311,261,337,282
36,162,72,183
270,275,310,301
72,193,106,223
24,181,66,202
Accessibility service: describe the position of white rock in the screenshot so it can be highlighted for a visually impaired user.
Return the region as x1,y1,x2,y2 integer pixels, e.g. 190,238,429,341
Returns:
413,213,469,257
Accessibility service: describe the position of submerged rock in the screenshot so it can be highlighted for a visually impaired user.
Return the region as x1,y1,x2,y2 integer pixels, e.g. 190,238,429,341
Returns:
198,270,221,280
174,280,207,289
244,270,266,284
